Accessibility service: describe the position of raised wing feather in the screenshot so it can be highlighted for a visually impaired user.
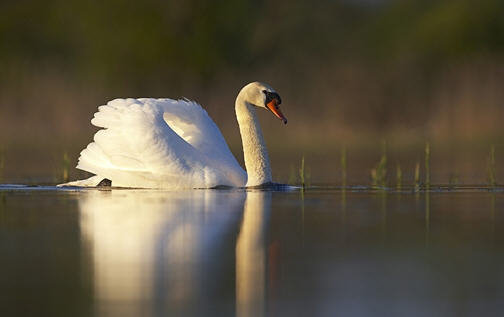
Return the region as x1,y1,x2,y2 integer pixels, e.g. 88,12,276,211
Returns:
76,98,246,188
153,98,239,166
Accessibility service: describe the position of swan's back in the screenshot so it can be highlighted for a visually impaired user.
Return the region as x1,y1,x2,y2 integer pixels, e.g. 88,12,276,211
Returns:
75,98,246,188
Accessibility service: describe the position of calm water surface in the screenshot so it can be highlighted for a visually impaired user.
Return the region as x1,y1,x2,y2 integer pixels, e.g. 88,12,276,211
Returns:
1,186,504,316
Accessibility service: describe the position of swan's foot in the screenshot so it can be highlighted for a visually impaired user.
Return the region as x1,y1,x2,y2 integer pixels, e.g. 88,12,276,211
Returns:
97,178,112,187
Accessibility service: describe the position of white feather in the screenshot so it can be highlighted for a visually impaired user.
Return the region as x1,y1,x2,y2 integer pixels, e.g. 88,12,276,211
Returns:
59,82,283,189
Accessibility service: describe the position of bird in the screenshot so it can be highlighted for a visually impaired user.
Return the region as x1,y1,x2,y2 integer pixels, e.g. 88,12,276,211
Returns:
59,82,287,189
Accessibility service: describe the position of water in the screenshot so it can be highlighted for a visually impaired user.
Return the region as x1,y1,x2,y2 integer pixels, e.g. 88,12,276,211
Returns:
1,185,504,317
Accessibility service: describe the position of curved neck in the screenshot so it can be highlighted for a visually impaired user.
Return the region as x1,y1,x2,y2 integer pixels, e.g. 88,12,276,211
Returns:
235,96,272,187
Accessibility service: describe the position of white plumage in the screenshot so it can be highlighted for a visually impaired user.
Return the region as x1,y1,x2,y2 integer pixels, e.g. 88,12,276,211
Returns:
61,82,286,189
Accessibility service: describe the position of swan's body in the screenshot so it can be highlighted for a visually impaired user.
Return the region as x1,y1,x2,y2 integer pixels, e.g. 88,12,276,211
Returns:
61,82,286,189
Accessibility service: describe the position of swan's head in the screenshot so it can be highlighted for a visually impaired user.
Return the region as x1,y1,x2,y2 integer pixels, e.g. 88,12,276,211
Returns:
240,82,287,124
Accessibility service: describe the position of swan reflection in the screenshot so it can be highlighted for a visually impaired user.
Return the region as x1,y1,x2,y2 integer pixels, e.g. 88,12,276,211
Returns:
236,191,271,317
78,189,271,317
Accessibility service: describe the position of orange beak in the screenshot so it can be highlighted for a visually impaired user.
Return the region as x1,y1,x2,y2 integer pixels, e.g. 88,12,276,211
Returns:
266,99,287,124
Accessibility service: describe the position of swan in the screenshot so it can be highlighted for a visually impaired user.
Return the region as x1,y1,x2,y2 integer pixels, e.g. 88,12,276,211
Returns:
60,82,287,189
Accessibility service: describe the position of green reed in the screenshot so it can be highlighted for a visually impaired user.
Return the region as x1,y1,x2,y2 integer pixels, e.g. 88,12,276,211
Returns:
425,191,430,248
396,164,402,190
299,154,306,190
414,162,420,191
0,147,4,182
488,145,496,188
62,152,70,183
425,142,430,190
371,141,387,188
341,145,347,188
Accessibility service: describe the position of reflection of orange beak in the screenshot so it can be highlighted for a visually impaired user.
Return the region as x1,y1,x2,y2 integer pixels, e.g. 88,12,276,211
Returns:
266,99,287,124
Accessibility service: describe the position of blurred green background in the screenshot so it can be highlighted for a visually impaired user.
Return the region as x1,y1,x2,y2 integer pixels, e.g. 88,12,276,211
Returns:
1,0,504,184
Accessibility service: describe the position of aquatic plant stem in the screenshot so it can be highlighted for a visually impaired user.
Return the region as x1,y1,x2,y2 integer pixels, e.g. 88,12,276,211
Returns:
425,191,430,248
0,147,4,182
63,152,70,183
341,145,347,188
488,145,496,188
396,164,402,191
299,154,305,191
414,162,420,192
425,142,430,190
372,141,387,189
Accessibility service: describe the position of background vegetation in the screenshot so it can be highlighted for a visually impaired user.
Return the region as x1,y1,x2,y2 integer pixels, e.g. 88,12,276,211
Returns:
1,0,504,184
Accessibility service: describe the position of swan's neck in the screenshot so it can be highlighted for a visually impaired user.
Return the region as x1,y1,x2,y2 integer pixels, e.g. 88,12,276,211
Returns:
235,97,272,187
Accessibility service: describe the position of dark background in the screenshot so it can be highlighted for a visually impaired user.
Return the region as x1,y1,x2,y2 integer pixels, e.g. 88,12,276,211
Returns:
1,0,504,184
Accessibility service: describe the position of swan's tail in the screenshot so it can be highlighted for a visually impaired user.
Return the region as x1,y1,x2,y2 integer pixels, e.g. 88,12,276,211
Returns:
76,141,114,175
57,175,104,187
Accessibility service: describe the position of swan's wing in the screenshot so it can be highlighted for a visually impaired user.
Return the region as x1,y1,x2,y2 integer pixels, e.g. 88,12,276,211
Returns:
76,98,246,188
152,98,240,166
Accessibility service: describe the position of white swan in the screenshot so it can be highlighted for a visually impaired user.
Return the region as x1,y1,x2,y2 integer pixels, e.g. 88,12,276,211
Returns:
61,82,287,189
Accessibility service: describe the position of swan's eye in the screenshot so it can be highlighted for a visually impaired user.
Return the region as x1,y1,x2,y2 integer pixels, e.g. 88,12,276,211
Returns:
263,90,282,106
